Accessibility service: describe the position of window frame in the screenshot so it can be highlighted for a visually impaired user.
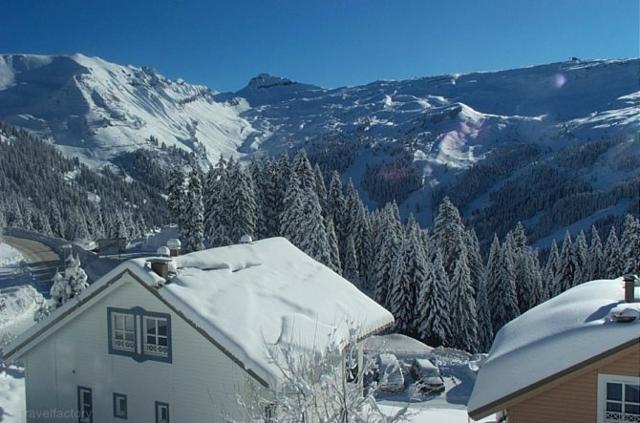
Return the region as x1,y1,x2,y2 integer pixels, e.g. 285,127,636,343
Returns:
143,315,170,358
77,386,93,423
597,373,640,423
113,392,127,419
110,312,136,353
155,401,170,423
107,307,172,363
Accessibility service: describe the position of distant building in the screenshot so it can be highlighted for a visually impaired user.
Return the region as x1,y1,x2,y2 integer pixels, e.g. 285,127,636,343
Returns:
468,276,640,423
97,238,127,254
4,238,393,423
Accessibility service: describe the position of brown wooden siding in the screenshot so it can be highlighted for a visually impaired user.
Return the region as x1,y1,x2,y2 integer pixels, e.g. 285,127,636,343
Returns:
507,343,640,423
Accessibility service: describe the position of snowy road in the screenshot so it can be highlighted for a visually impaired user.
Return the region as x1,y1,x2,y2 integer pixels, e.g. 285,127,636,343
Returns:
0,235,61,294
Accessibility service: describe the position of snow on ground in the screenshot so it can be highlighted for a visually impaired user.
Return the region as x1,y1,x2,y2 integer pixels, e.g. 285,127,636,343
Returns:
0,285,42,348
381,402,495,422
0,243,24,267
0,366,25,423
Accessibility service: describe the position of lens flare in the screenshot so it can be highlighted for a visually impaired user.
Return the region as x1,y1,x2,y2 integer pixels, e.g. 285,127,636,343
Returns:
554,73,567,88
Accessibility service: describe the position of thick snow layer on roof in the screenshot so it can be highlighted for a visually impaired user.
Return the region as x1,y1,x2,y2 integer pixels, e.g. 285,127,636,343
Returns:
151,237,393,387
363,333,433,358
468,278,640,416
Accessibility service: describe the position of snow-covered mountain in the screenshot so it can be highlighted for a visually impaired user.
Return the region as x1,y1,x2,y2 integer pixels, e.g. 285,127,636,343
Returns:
0,54,253,166
0,53,638,240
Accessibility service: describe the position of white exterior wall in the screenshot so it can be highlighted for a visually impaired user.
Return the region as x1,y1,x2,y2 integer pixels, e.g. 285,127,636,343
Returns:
22,273,264,423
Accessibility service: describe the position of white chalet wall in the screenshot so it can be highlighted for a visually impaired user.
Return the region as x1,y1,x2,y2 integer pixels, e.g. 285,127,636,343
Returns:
23,273,265,423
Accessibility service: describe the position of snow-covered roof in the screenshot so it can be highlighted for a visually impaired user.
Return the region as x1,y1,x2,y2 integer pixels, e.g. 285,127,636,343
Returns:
468,277,640,419
363,333,433,358
4,238,393,389
146,237,393,387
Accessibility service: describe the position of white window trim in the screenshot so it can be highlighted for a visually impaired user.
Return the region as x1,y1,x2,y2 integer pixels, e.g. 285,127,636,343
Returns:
597,373,640,423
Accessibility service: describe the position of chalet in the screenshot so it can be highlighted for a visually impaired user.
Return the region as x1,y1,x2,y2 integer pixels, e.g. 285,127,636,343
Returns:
3,237,394,423
468,275,640,423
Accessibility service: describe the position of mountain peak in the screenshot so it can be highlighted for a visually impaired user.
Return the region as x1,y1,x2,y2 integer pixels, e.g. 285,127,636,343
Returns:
246,73,295,90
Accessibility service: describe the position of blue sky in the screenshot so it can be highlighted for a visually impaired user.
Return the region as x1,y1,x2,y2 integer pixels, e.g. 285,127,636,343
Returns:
1,0,638,91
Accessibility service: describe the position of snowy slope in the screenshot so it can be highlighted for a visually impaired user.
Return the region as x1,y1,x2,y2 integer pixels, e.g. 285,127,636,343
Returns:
0,54,254,165
0,54,638,240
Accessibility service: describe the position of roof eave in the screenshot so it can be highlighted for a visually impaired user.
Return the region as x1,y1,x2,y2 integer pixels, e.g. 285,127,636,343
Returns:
468,336,640,420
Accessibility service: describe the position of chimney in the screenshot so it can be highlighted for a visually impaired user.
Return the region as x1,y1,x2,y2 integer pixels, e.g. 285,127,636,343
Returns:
623,275,637,303
239,234,253,244
149,258,172,279
166,238,182,257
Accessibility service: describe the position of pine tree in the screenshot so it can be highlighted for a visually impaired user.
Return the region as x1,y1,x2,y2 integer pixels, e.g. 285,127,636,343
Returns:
589,225,604,280
373,204,403,308
558,232,577,292
475,271,494,352
227,160,258,243
573,230,589,285
204,156,231,247
51,254,89,307
280,172,306,245
167,166,187,226
487,236,520,332
432,197,467,278
403,220,430,336
466,229,485,295
325,218,342,274
603,226,624,278
620,214,640,275
342,234,359,284
280,172,332,267
416,251,451,347
182,166,205,252
545,240,561,297
388,235,414,333
449,254,478,352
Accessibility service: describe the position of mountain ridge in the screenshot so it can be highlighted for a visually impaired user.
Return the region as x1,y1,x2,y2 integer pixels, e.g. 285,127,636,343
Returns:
0,53,638,244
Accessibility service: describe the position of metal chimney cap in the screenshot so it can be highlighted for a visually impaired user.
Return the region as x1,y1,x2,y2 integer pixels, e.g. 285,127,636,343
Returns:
239,234,253,244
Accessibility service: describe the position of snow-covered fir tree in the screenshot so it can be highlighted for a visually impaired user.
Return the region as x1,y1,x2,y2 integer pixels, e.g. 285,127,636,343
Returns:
432,197,468,278
325,217,342,274
558,232,578,292
181,166,205,252
544,240,561,297
573,230,590,285
589,225,605,280
38,254,89,320
387,234,414,334
342,234,359,284
167,165,187,227
487,235,520,332
621,214,640,275
226,160,258,243
372,204,403,309
604,226,624,278
416,251,451,347
475,270,494,352
449,253,478,352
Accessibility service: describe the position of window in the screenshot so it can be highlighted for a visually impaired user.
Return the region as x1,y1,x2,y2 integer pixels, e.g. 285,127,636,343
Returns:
598,374,640,423
113,393,127,419
77,386,92,423
155,402,170,423
111,312,136,353
107,307,172,363
144,316,169,358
